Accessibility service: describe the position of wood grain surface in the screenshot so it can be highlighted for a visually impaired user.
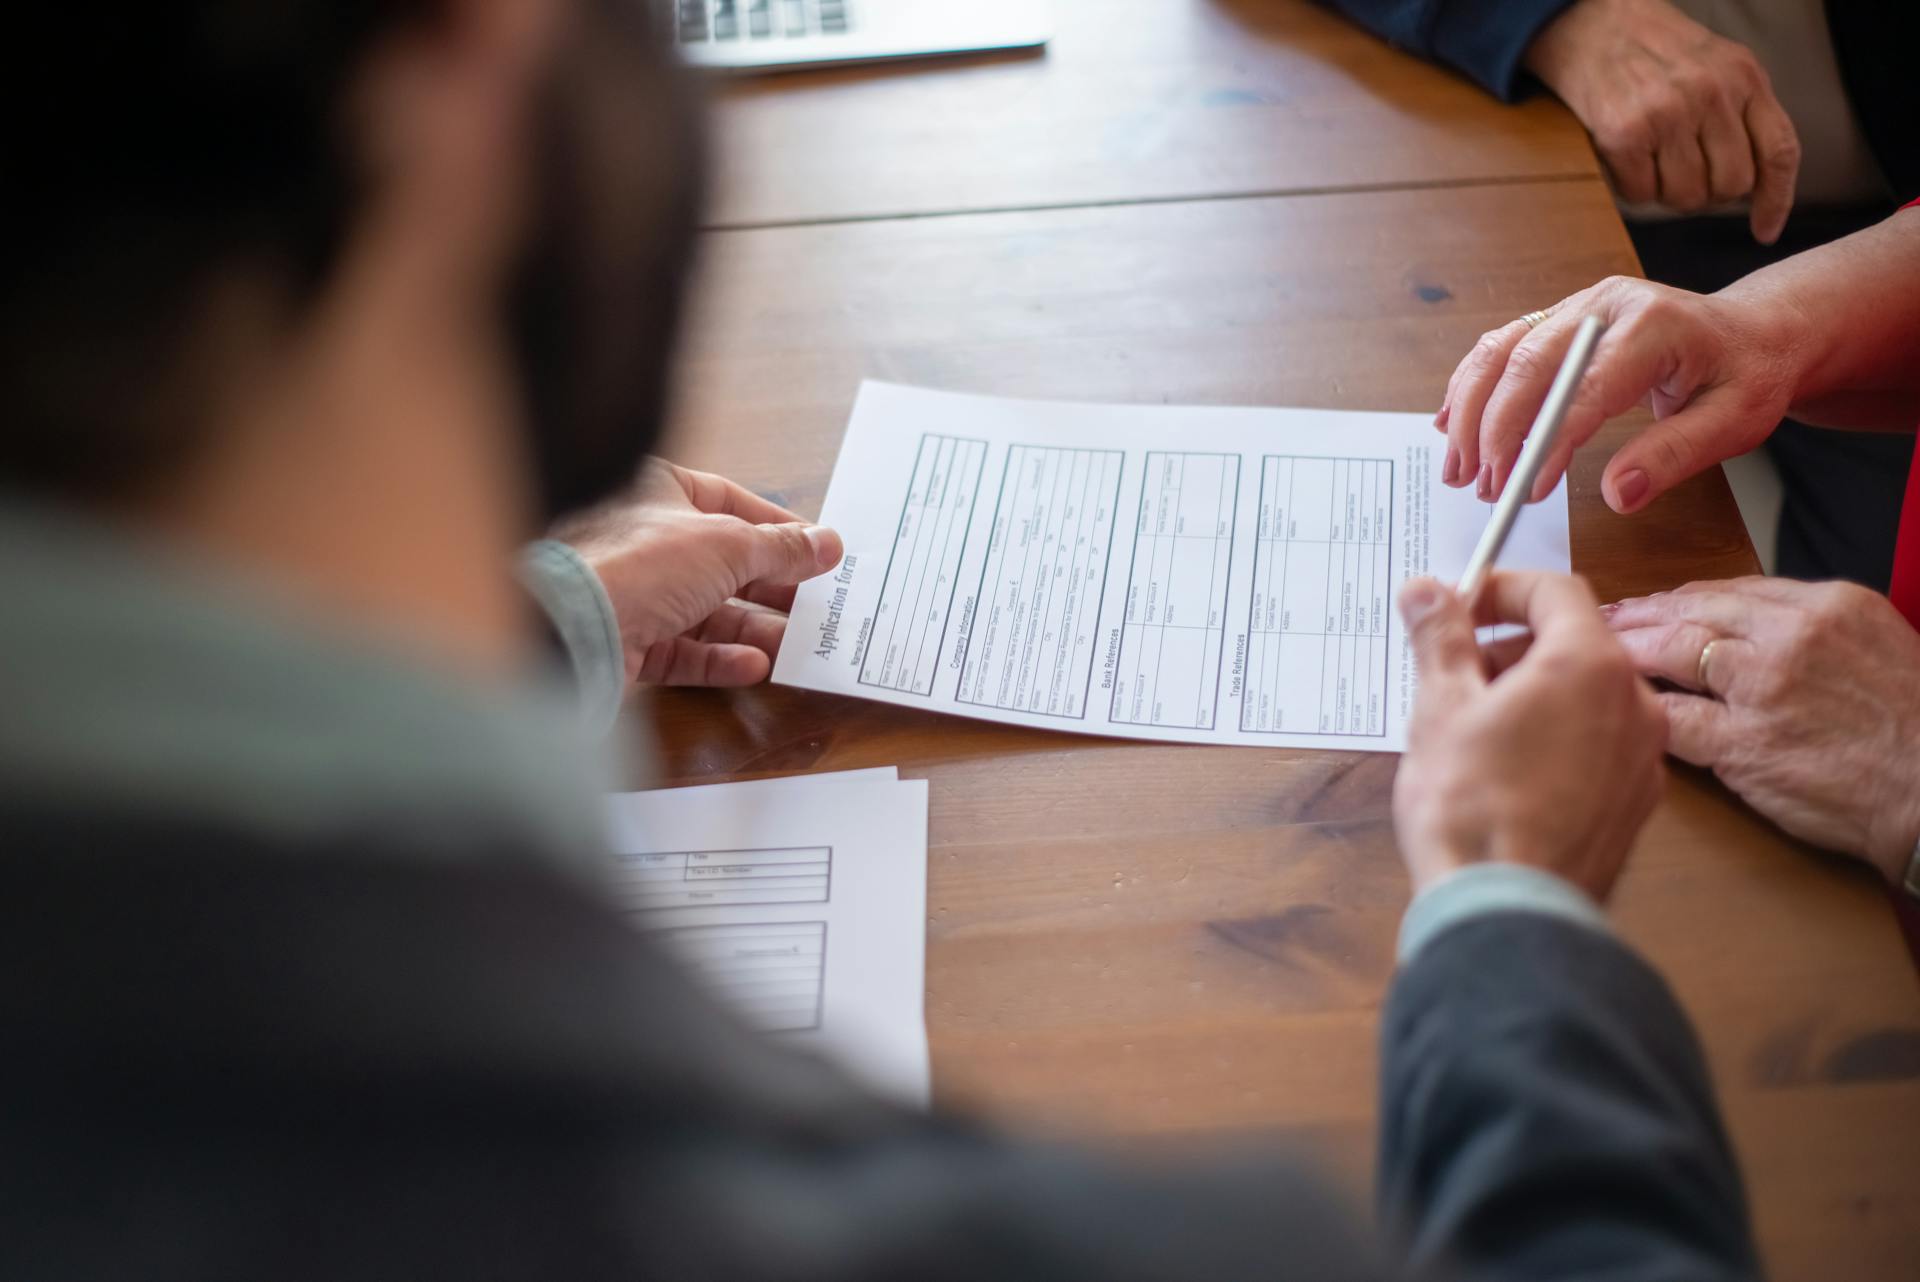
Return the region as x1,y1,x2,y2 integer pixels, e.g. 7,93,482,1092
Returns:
701,0,1598,227
645,20,1920,1277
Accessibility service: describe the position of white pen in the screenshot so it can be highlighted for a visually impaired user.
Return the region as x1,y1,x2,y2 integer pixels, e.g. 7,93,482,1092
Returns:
1456,313,1606,603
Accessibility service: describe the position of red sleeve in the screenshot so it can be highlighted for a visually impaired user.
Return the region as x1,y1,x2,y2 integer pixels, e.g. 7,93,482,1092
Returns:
1885,199,1920,627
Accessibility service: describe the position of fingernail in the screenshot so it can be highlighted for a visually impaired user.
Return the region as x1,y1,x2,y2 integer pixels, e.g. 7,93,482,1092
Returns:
1614,469,1650,511
1399,579,1441,624
1441,447,1460,485
1597,601,1618,618
804,525,835,564
1476,462,1492,500
1434,403,1450,430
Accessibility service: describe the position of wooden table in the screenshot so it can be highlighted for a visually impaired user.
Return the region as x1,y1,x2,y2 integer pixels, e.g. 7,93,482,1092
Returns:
703,0,1597,227
648,5,1920,1277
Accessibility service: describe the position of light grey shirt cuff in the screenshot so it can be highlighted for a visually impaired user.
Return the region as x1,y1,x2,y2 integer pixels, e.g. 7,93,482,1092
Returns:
519,539,624,740
1397,862,1612,964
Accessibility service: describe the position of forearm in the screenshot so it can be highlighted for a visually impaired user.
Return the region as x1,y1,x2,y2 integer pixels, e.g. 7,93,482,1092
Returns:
1721,206,1920,430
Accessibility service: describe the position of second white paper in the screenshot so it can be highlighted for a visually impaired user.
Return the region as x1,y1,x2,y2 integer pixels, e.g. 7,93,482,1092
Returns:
773,382,1569,751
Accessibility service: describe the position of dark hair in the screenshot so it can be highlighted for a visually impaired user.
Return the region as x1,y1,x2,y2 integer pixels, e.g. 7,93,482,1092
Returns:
2,3,430,499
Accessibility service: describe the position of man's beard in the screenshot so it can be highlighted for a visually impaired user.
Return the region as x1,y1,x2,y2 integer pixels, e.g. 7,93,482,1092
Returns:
506,0,706,524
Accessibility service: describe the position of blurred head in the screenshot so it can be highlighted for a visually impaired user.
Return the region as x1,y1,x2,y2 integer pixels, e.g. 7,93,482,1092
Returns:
2,0,704,523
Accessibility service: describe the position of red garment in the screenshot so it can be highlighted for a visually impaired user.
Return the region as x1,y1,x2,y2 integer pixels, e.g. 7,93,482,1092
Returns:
1880,199,1920,962
1885,197,1920,626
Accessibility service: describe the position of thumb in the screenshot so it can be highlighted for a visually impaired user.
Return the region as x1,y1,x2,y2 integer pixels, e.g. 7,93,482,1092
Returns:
1399,578,1484,697
1602,390,1758,514
733,520,843,589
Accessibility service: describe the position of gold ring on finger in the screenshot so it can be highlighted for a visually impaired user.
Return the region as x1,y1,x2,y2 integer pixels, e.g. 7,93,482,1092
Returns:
1518,309,1551,330
1695,638,1722,692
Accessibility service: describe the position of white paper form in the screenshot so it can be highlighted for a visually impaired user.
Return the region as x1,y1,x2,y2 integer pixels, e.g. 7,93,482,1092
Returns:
604,772,930,1104
773,382,1570,751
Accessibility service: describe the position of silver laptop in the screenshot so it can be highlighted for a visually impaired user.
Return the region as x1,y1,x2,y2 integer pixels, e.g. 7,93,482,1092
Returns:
668,0,1050,73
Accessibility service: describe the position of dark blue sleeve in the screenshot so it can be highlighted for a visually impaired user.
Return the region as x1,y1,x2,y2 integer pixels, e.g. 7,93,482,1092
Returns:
1377,914,1761,1281
1314,0,1581,101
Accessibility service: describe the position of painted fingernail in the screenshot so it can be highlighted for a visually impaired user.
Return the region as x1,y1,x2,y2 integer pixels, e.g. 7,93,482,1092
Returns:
1442,447,1460,485
1614,469,1650,511
1476,461,1493,500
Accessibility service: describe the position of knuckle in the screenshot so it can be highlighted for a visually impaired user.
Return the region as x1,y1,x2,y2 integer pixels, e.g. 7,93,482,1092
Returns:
768,521,810,566
1646,431,1696,478
1688,72,1730,112
1562,572,1602,612
1808,579,1865,622
1599,274,1643,296
1626,293,1676,331
1501,342,1553,390
1763,136,1801,173
703,513,757,561
1536,640,1613,688
1594,119,1653,156
1643,93,1686,135
1467,331,1508,366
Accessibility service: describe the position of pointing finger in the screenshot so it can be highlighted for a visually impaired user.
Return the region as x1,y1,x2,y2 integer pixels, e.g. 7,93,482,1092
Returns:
1446,318,1535,491
1744,91,1800,245
673,464,809,526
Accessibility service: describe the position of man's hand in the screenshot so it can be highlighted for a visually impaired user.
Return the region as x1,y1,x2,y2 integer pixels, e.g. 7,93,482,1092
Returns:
1524,0,1800,244
1606,577,1920,885
1436,275,1805,513
1393,572,1668,899
550,460,844,688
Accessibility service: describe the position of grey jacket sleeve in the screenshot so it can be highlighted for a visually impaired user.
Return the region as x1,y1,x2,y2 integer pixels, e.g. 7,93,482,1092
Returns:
1313,0,1579,100
1379,912,1762,1281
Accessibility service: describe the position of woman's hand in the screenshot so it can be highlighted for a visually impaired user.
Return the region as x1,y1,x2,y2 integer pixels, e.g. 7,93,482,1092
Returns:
1606,577,1920,885
1394,571,1668,900
1435,275,1805,514
551,460,844,688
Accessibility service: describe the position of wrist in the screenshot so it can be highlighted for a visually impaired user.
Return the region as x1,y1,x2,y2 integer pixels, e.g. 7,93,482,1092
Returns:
1866,786,1920,892
1399,862,1611,963
1520,1,1595,96
1708,280,1820,404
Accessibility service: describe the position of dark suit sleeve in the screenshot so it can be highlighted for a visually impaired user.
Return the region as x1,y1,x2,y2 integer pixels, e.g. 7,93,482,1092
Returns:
1312,0,1578,100
3,820,1396,1282
1378,913,1762,1281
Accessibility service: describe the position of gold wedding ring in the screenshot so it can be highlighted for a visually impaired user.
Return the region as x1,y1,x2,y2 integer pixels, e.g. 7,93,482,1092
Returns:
1518,309,1551,330
1695,638,1721,692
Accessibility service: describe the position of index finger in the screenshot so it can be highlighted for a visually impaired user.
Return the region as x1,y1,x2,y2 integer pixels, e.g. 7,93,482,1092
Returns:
671,464,808,526
1743,91,1800,245
1469,570,1609,646
1475,310,1614,502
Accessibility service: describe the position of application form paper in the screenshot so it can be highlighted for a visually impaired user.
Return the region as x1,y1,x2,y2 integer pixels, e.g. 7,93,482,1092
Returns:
773,382,1570,751
605,769,930,1104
